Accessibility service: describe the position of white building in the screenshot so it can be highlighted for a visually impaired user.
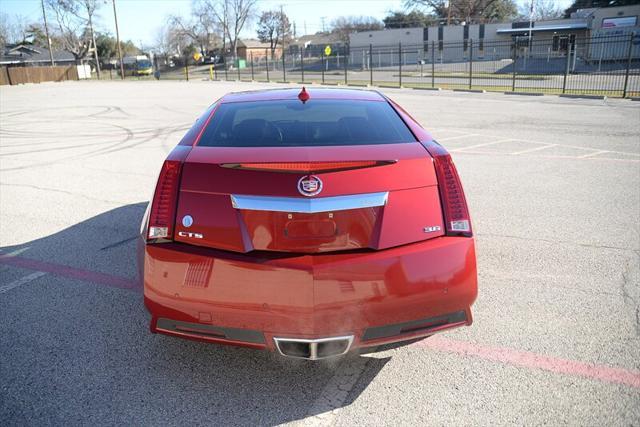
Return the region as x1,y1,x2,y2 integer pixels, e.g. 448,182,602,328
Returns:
348,5,640,66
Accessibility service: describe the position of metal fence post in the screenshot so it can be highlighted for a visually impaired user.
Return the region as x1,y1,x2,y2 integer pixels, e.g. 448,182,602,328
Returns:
398,42,402,87
214,63,218,80
431,41,435,88
469,38,473,90
265,49,270,82
250,52,254,81
623,32,634,98
321,51,325,84
185,56,189,81
369,44,373,86
512,37,517,92
282,50,286,82
224,56,228,81
301,51,305,83
562,41,572,94
344,44,348,85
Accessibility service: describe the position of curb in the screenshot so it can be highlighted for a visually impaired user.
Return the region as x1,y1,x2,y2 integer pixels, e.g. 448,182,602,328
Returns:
453,89,486,93
412,87,441,91
378,85,402,89
504,91,544,96
559,94,607,100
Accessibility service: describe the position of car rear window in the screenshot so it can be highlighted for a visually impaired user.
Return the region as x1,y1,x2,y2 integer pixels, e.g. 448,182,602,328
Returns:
197,99,416,147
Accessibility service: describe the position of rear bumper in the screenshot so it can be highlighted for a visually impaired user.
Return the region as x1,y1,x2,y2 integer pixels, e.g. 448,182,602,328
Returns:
141,236,477,354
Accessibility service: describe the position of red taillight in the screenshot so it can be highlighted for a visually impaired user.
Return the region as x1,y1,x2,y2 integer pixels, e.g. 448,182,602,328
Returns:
427,143,472,237
148,160,182,240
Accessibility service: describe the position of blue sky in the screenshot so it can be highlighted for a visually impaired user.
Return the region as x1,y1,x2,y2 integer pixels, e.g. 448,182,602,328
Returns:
1,0,573,47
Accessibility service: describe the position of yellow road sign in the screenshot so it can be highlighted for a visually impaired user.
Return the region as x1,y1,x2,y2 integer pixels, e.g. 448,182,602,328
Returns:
193,52,203,61
324,45,332,56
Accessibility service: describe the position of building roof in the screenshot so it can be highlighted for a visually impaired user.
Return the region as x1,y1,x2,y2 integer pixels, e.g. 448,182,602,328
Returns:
0,44,76,65
292,33,341,47
237,39,278,49
496,22,589,34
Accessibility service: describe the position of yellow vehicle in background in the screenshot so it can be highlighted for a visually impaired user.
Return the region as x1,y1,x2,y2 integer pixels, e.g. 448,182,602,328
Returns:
121,56,153,76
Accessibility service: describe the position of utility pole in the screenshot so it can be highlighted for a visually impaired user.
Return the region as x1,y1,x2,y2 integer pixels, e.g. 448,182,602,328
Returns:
88,12,101,79
40,0,55,66
280,5,286,64
112,0,125,80
528,0,534,54
447,0,452,25
321,16,326,33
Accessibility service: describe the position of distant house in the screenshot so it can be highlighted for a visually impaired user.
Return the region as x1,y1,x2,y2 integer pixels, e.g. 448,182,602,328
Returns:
0,44,76,66
237,39,282,62
289,33,343,57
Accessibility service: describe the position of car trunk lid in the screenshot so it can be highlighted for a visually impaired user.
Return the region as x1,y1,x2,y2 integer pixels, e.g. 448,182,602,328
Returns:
174,143,445,253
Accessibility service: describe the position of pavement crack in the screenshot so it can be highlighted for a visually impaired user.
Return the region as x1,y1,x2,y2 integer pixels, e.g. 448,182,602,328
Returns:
477,232,638,253
0,183,126,205
619,254,640,337
100,236,138,251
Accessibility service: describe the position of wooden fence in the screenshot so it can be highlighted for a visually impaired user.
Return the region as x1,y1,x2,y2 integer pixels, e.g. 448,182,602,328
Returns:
0,65,79,85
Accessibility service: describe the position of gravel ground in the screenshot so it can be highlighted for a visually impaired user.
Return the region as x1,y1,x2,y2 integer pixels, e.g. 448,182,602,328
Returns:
1,80,639,426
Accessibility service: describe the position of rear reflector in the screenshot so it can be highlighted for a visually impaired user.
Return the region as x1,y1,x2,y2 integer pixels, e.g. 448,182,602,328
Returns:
148,160,182,240
221,161,395,173
425,142,472,237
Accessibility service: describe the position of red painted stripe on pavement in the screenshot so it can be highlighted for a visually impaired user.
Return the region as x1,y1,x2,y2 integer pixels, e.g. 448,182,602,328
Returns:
0,255,139,291
419,335,640,389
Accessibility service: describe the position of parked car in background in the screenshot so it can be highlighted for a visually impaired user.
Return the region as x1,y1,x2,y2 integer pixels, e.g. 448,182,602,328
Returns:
120,55,153,76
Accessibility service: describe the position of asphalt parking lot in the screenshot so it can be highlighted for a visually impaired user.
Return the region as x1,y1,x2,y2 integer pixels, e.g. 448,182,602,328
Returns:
1,80,639,426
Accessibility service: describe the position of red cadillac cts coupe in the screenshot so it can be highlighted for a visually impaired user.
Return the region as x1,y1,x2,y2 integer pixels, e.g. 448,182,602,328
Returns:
139,87,477,360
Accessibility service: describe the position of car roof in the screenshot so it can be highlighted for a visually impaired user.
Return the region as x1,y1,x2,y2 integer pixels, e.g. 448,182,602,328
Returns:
219,87,387,104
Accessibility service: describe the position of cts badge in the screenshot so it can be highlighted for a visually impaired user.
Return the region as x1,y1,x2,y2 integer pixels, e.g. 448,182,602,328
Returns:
178,231,203,239
298,175,323,197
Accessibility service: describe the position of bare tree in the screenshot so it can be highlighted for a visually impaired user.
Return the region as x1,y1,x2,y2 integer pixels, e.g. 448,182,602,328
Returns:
0,13,31,44
74,0,101,77
0,13,9,46
404,0,517,24
211,0,257,60
169,0,222,56
256,10,291,57
518,0,564,20
46,0,91,62
331,16,383,44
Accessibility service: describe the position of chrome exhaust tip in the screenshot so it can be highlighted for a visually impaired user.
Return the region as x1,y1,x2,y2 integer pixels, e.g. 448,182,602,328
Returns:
273,335,354,360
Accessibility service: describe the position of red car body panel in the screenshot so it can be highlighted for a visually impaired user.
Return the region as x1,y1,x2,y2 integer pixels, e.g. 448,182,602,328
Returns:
140,88,477,358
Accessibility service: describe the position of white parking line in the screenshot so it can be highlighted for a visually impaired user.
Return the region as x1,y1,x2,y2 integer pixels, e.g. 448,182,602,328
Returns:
512,144,557,155
452,139,512,152
0,271,46,294
437,133,480,141
578,150,610,159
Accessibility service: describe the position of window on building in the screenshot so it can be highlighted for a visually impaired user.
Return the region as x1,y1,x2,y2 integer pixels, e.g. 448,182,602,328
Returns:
423,28,428,52
463,25,469,51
